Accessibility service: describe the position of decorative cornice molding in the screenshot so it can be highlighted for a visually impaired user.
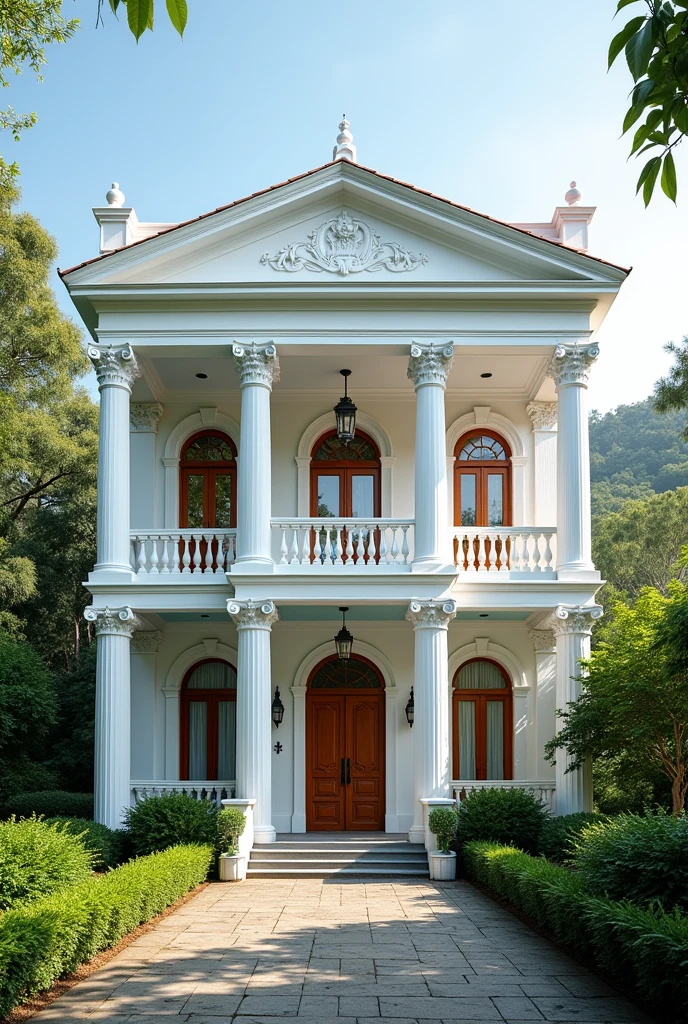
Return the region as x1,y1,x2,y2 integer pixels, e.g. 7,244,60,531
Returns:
131,630,163,653
227,599,279,631
405,599,457,630
529,628,556,653
553,604,603,637
527,401,558,430
84,605,140,638
260,211,428,277
232,341,280,390
87,343,140,391
130,403,164,433
547,341,599,389
407,341,454,390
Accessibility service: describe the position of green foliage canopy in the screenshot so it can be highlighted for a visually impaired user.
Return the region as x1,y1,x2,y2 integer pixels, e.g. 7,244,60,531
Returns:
653,336,688,440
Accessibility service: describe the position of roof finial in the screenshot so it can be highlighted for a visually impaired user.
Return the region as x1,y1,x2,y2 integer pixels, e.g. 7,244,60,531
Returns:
106,181,125,207
333,115,357,163
565,180,582,205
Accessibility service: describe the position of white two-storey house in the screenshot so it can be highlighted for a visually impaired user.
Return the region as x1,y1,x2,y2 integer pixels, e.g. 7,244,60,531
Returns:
61,122,627,849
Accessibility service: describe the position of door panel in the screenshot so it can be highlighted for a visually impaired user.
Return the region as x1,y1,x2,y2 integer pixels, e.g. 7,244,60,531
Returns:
306,697,345,830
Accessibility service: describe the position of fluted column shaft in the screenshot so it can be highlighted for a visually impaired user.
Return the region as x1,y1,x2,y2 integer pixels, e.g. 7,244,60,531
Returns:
88,344,140,575
228,600,279,843
553,604,602,815
408,342,454,567
84,606,140,829
233,342,279,565
406,600,456,841
549,342,598,576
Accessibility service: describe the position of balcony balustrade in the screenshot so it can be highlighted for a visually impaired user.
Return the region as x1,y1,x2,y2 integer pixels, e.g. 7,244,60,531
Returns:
453,779,556,814
130,530,237,575
272,518,415,569
451,527,556,573
130,780,236,805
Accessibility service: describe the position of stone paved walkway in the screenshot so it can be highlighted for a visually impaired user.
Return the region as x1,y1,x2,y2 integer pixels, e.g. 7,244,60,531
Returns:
34,879,654,1024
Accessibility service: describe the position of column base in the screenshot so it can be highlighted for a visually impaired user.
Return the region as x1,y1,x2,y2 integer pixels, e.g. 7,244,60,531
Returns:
253,824,277,843
407,825,426,844
229,558,275,575
556,565,601,583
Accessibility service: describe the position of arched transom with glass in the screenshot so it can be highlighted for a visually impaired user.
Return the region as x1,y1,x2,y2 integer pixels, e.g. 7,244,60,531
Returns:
180,659,237,781
180,430,237,529
454,431,512,527
453,658,513,781
310,430,381,519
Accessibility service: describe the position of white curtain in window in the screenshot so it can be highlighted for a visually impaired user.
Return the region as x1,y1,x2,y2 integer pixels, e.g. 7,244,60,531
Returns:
458,701,476,779
218,701,237,779
188,702,207,778
486,700,504,779
456,660,505,689
187,661,237,689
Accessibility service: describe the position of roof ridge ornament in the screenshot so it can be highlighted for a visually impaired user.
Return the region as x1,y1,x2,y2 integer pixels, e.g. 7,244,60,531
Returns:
106,181,125,207
333,115,357,163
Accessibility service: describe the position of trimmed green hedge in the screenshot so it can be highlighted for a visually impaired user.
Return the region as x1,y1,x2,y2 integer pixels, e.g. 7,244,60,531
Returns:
4,791,94,820
45,818,128,871
463,841,688,1016
0,817,94,910
0,843,213,1018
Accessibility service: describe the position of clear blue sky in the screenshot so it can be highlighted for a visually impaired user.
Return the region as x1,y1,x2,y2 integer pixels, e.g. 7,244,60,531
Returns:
8,0,687,411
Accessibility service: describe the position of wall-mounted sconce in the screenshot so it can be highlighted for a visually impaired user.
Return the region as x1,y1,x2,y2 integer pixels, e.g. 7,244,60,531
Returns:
271,686,284,728
405,687,415,727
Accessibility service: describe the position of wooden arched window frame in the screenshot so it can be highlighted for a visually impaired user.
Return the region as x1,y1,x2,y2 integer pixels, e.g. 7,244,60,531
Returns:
179,430,237,530
180,658,237,781
454,430,512,527
310,429,381,519
452,658,513,781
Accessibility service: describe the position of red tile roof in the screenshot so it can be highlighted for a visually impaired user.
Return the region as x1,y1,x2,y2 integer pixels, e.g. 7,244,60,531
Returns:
59,160,631,278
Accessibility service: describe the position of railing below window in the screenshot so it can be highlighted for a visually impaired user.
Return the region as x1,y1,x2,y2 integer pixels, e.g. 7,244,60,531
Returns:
130,530,237,575
130,780,236,805
453,779,556,814
451,527,556,573
272,518,414,568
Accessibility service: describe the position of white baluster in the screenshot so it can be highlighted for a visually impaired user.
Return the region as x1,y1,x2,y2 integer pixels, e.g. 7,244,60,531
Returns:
301,526,310,565
401,525,410,564
137,536,148,575
313,525,323,565
334,526,344,564
356,528,365,565
509,533,520,572
366,526,377,565
279,528,288,564
160,535,170,574
532,532,543,572
204,533,214,573
289,527,299,565
543,532,554,570
181,532,192,574
345,525,355,564
390,526,399,564
170,533,181,573
130,537,136,571
149,535,159,574
378,525,388,564
520,533,531,571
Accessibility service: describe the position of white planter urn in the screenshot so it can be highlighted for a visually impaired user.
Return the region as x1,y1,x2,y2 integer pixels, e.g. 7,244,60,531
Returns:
218,853,246,882
429,851,456,881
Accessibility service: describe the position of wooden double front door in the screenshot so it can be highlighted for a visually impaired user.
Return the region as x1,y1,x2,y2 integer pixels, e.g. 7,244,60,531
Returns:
306,690,385,831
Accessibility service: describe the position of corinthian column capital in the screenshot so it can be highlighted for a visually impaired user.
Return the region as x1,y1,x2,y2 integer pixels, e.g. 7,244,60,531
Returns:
84,605,140,637
527,401,558,430
87,343,140,390
130,402,164,433
405,599,456,630
547,341,599,389
227,599,279,630
552,604,603,637
232,341,280,389
407,341,454,389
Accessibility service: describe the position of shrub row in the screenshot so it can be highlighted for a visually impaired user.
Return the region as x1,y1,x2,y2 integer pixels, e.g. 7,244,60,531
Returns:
4,791,94,820
463,841,688,1017
0,843,214,1018
45,818,130,870
0,817,94,910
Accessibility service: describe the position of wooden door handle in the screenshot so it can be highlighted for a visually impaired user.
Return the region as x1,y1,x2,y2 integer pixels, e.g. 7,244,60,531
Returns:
340,758,346,784
346,757,351,785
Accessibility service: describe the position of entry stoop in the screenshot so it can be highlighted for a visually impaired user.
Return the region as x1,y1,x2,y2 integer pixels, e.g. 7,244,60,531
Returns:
246,833,429,878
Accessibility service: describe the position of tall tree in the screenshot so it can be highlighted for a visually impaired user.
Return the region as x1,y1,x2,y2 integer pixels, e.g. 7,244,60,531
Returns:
653,335,688,439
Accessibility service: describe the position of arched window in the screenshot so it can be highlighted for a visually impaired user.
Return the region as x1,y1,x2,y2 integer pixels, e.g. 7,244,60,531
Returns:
180,659,237,781
180,431,237,530
453,659,512,781
310,430,381,519
454,430,512,527
309,655,383,689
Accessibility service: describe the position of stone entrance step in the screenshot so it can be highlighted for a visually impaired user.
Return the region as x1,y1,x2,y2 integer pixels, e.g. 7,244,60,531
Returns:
247,834,429,878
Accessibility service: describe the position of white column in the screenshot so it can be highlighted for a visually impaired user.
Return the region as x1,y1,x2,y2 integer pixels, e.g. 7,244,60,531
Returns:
407,342,454,568
405,599,456,843
88,344,140,578
548,342,598,579
529,627,557,780
130,403,163,529
232,342,279,567
552,604,603,815
84,606,141,829
228,599,279,843
527,402,558,527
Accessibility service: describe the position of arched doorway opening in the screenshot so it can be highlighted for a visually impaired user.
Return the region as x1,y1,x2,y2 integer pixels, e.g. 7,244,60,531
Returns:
306,654,385,830
454,430,512,527
180,659,237,781
180,430,237,529
452,658,513,781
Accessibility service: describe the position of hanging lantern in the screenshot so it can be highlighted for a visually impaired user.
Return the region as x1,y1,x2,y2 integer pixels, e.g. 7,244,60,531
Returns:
271,686,285,728
405,687,415,727
334,369,357,443
334,606,354,660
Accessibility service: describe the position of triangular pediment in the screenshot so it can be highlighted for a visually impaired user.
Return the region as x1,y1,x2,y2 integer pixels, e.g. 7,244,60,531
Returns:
63,162,626,291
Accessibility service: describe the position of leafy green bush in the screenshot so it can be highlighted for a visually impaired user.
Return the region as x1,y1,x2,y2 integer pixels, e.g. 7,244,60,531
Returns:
464,840,688,1015
217,807,246,855
4,791,93,820
45,818,125,870
455,787,550,855
123,793,218,855
428,806,458,853
0,843,213,1018
0,816,93,910
539,812,606,863
573,812,688,912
